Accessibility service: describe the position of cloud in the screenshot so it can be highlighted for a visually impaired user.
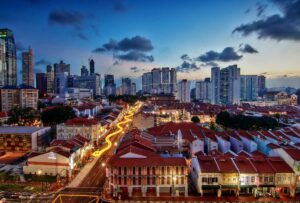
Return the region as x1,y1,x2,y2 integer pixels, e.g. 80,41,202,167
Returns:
116,51,154,62
35,59,51,66
239,44,258,54
48,10,86,26
176,61,200,73
180,54,192,61
130,66,143,73
233,0,300,41
77,32,88,40
93,36,154,62
114,0,126,12
196,47,242,62
201,61,219,67
256,2,268,17
16,42,26,52
94,36,153,53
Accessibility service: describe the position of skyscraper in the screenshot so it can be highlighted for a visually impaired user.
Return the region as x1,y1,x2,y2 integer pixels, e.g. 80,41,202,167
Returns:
36,73,47,96
211,65,240,105
195,78,211,103
161,67,170,93
258,75,266,97
0,28,17,86
142,72,152,94
176,79,191,103
54,60,70,93
89,59,95,76
81,66,89,76
170,68,177,94
46,65,54,94
121,77,132,95
151,68,162,94
240,75,258,101
22,47,34,86
0,39,6,87
104,74,116,96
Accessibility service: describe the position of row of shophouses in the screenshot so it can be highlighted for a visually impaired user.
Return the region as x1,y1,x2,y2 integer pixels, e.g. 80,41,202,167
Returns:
107,122,300,198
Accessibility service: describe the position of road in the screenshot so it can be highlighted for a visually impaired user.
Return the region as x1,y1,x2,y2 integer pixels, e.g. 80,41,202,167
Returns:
51,102,142,203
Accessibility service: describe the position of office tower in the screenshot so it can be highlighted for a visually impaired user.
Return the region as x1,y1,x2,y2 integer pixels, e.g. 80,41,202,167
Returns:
0,39,5,87
89,59,95,76
211,65,240,105
81,66,89,76
36,73,47,96
46,65,54,94
104,74,116,96
170,68,177,94
55,72,69,96
73,74,101,98
195,78,212,103
211,67,220,104
0,28,17,86
240,75,258,101
22,47,34,86
121,77,132,95
176,79,191,102
142,72,152,94
151,68,162,94
161,67,170,94
54,60,70,93
258,75,266,97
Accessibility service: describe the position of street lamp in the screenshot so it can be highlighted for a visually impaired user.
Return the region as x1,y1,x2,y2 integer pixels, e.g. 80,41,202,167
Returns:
36,170,44,192
172,176,177,196
102,162,106,167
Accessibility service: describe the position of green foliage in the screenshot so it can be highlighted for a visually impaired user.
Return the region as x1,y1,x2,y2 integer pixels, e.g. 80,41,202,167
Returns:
24,174,57,182
108,95,139,105
216,111,278,130
191,116,200,123
41,106,76,126
8,107,41,126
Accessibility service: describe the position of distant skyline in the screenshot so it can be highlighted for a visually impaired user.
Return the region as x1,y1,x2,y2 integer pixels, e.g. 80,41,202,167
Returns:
1,0,300,89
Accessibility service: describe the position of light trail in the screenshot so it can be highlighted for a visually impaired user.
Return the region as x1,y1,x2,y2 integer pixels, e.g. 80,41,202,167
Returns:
92,104,138,157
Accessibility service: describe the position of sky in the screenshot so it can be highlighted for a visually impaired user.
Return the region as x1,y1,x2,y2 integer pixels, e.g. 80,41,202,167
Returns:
1,0,300,89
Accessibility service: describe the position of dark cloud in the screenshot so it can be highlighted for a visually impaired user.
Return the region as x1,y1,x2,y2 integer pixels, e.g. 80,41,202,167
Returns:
35,59,51,66
176,61,200,73
48,10,86,26
16,42,26,52
196,47,242,62
201,61,219,67
94,36,153,53
114,0,126,12
239,44,258,54
256,2,268,17
180,54,192,61
93,36,154,62
77,32,88,40
116,51,154,62
130,66,142,73
233,0,300,41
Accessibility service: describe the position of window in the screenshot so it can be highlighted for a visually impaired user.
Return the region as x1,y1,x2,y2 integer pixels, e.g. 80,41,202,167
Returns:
118,167,121,175
138,167,142,175
251,176,255,183
162,167,165,175
167,177,170,184
264,176,268,183
152,167,155,175
181,167,184,174
124,167,127,175
147,167,150,175
124,177,127,185
133,167,136,175
202,177,207,183
118,177,122,184
269,176,274,183
162,177,165,184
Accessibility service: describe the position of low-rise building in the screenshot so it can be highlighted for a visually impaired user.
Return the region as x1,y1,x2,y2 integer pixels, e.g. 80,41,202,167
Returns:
56,117,104,144
0,126,51,152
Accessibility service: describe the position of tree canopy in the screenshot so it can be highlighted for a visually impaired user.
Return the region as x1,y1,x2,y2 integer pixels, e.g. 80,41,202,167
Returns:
8,107,41,126
41,106,76,126
191,116,200,123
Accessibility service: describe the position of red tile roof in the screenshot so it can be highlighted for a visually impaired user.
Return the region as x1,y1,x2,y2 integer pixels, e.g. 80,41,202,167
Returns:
233,157,257,173
267,157,294,173
65,117,99,126
198,156,219,173
283,148,300,161
250,157,274,173
214,157,238,173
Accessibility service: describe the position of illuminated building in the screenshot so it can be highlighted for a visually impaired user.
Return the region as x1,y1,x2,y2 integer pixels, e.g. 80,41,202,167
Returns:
22,47,34,86
0,28,17,86
36,73,47,96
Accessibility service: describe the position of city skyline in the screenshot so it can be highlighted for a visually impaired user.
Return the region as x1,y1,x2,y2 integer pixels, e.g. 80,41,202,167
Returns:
1,0,300,89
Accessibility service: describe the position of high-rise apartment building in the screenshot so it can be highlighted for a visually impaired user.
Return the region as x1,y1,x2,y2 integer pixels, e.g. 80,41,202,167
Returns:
22,47,34,86
54,60,70,94
176,79,190,102
0,84,38,112
240,75,258,101
141,67,177,95
258,75,266,97
121,77,132,95
195,78,211,103
0,28,17,86
73,74,101,98
46,65,54,94
36,73,47,96
211,65,240,105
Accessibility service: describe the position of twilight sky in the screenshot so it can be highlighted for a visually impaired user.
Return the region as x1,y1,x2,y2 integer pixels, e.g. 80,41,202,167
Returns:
1,0,300,89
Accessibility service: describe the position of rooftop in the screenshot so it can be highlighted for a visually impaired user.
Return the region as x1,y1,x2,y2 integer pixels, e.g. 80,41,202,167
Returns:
0,126,49,134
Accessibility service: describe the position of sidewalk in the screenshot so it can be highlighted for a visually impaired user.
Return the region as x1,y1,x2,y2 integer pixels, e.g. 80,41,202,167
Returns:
67,155,101,187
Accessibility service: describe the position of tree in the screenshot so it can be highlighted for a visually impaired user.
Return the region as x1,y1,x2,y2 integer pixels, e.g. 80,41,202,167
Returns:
216,111,230,126
191,116,200,123
8,107,41,126
41,106,76,126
